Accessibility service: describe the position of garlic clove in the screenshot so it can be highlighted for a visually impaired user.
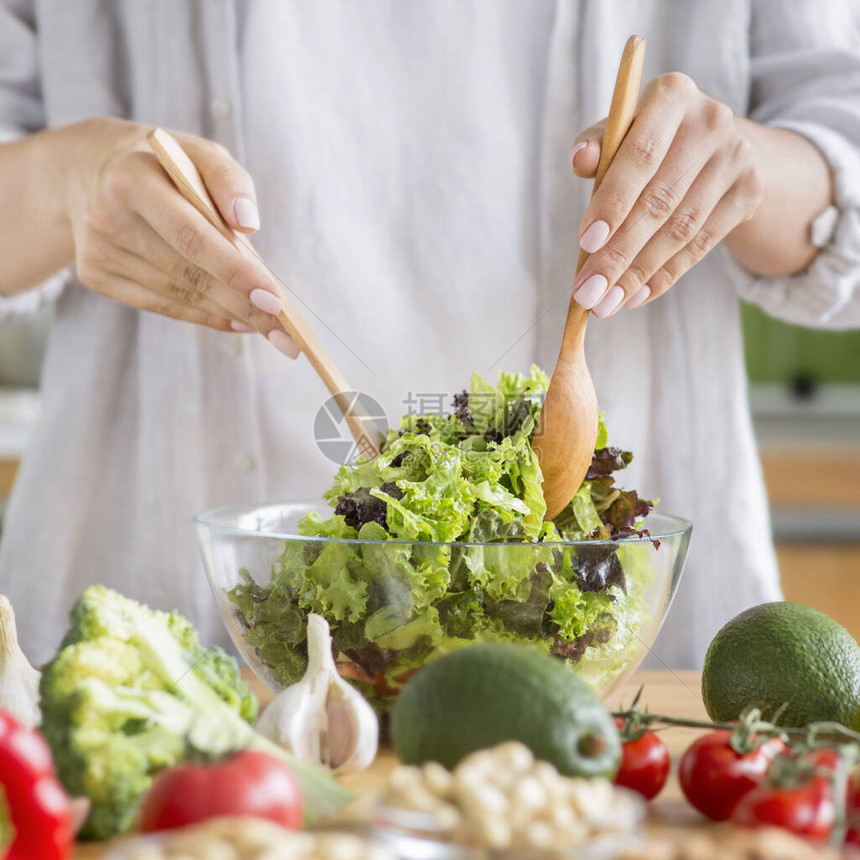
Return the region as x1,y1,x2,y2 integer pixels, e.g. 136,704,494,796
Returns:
326,681,379,774
256,614,378,773
305,613,335,676
0,594,41,728
256,676,327,763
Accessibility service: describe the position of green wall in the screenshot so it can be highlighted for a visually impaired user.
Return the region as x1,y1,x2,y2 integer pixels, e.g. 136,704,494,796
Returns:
742,303,860,384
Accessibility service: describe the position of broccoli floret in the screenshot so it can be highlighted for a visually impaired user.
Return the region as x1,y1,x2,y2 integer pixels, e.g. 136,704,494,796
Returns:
40,586,353,840
59,586,258,723
165,609,259,723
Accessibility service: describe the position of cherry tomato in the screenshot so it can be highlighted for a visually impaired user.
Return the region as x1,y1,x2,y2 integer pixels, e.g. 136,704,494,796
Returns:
731,776,835,843
844,769,860,846
612,718,670,800
678,731,785,821
805,747,840,772
750,745,860,846
139,749,303,834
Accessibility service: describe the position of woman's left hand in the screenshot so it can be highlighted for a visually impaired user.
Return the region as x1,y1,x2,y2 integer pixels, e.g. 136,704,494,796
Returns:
570,73,764,317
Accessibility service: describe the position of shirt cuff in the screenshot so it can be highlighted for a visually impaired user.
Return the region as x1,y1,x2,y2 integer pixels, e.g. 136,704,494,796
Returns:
0,269,70,328
727,120,860,329
728,207,860,329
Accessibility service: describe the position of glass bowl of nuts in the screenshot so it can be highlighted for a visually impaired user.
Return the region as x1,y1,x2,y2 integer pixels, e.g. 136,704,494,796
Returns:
372,742,645,859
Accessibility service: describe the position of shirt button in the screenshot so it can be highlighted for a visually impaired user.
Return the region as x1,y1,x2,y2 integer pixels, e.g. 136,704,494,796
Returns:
237,452,258,474
225,337,243,358
210,97,232,120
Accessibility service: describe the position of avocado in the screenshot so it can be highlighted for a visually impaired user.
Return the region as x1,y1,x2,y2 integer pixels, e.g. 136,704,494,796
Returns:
391,642,620,778
702,601,860,730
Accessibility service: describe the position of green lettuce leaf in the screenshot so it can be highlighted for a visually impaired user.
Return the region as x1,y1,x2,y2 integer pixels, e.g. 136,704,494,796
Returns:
467,371,507,434
367,606,444,651
297,511,357,539
496,364,550,402
294,543,367,623
595,413,609,449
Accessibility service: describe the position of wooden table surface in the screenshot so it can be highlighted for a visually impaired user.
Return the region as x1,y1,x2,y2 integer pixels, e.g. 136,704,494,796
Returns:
74,669,717,857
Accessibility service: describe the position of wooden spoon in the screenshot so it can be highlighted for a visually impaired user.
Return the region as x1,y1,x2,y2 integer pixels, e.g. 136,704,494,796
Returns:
534,35,646,520
147,128,383,459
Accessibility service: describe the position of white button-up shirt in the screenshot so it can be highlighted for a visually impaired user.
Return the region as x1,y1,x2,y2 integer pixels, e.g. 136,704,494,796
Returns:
1,0,859,665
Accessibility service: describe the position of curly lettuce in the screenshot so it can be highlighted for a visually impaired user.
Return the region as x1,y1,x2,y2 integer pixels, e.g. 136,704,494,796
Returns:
227,365,655,706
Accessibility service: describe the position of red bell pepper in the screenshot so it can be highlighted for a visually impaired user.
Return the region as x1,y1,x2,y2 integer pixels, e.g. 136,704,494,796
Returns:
0,710,73,860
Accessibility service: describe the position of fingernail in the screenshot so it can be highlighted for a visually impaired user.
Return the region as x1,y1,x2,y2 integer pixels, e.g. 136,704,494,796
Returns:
249,288,283,315
573,274,608,310
625,285,652,309
268,329,300,360
229,320,255,333
571,141,588,165
592,285,625,318
233,197,260,231
580,220,611,254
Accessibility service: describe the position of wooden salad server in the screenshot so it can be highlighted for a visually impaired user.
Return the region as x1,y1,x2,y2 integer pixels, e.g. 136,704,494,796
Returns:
534,35,646,520
147,128,383,459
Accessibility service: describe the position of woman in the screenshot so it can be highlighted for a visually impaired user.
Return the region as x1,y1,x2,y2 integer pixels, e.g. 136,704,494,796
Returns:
0,1,857,665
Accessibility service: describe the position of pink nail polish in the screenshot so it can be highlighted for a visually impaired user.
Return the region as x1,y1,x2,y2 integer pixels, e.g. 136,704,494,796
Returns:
580,220,611,254
234,197,260,231
573,274,608,310
229,320,255,333
571,141,588,165
592,285,625,318
250,288,283,316
268,330,301,359
625,285,652,309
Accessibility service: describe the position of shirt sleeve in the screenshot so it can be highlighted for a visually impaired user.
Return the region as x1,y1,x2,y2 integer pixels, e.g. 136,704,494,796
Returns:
0,0,69,324
727,0,860,330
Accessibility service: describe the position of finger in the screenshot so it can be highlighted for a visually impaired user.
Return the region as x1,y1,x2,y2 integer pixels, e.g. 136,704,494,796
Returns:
109,214,287,335
268,329,301,360
125,159,285,318
577,75,693,256
586,145,737,317
100,240,264,332
90,274,233,331
575,145,716,317
177,133,261,234
571,119,606,179
638,174,762,305
608,145,743,311
112,231,301,357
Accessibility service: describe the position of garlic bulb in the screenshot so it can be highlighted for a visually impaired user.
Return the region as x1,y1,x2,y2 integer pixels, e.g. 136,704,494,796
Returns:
257,614,378,774
0,594,41,728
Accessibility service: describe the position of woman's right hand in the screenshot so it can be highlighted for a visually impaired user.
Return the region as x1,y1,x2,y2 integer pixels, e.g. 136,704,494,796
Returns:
63,117,298,354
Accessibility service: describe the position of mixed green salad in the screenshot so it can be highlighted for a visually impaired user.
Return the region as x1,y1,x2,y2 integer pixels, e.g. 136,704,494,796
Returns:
228,366,656,705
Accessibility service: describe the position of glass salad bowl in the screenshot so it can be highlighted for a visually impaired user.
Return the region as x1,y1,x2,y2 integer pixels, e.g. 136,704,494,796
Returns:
196,502,691,709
